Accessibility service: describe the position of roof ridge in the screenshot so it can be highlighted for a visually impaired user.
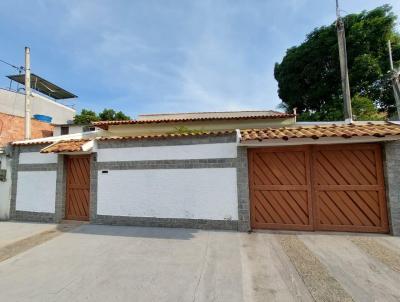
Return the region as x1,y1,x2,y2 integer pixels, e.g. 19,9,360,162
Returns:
93,114,295,128
96,130,236,142
138,110,284,116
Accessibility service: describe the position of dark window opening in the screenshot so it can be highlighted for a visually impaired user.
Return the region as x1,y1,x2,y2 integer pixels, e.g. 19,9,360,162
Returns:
83,126,96,132
61,126,69,135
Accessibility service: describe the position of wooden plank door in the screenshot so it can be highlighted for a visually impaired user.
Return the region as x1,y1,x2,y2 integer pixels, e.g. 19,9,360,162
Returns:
248,147,313,230
66,156,90,221
313,144,389,233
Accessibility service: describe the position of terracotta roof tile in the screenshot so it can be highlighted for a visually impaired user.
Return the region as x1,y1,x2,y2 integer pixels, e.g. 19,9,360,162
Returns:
137,110,290,121
97,130,235,141
93,113,295,129
14,130,235,148
40,139,90,153
240,123,400,142
12,140,55,146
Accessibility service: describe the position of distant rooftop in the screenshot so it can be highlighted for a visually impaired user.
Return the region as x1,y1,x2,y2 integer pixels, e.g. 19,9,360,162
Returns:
93,110,295,129
137,110,288,121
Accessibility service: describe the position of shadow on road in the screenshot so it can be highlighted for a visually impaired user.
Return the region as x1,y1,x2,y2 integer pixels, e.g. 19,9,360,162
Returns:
64,223,200,240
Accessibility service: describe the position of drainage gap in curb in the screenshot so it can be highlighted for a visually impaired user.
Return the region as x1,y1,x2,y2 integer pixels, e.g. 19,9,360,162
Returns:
350,237,400,273
277,234,354,302
0,223,80,263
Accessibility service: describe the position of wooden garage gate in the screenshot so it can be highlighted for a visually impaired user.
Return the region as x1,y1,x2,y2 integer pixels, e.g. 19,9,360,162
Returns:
249,144,389,233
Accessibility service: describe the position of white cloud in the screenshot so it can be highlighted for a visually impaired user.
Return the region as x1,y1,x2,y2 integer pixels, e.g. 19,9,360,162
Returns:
1,0,398,116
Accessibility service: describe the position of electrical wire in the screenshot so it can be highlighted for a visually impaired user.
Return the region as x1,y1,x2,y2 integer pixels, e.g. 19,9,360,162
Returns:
0,58,25,137
0,58,24,72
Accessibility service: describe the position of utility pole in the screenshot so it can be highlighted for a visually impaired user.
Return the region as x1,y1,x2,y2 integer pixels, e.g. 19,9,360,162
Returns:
336,0,353,123
388,40,400,120
24,47,31,140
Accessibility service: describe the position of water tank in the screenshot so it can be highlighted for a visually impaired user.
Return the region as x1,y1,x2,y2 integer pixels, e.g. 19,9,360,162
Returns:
33,114,52,123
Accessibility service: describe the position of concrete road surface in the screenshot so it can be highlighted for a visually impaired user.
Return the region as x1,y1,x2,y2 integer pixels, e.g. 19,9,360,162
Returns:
0,223,400,301
0,221,56,248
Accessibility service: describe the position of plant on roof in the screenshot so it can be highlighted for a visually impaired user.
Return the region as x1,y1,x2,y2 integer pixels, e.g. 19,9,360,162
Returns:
168,126,206,135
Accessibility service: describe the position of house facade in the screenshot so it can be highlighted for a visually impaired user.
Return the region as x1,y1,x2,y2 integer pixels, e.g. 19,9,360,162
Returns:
0,87,76,219
8,111,400,235
0,88,75,125
0,112,54,219
53,124,99,136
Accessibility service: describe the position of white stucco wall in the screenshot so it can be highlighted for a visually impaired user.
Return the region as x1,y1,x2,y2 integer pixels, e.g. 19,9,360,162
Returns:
53,125,96,136
97,168,238,220
16,171,56,213
97,143,237,162
19,152,58,164
0,88,75,124
0,154,11,220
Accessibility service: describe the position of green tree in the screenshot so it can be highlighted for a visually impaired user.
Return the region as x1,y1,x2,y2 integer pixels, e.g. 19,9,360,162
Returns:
114,111,131,121
351,94,385,121
274,5,400,121
98,108,131,121
298,95,385,121
73,109,99,124
74,108,131,124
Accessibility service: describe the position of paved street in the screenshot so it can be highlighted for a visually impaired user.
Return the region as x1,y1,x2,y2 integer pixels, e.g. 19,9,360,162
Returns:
0,222,56,248
0,223,400,301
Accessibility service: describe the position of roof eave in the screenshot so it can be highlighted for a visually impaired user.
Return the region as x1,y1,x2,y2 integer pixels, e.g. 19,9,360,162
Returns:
40,139,95,154
92,115,296,128
240,135,400,147
12,129,105,146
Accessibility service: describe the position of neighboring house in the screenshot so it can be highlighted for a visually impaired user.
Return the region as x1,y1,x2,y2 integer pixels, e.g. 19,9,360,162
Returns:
8,110,400,236
0,87,76,219
0,112,54,145
53,124,98,136
0,88,75,124
0,112,54,219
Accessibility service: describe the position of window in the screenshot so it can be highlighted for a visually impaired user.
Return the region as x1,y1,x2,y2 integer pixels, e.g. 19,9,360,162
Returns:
61,126,69,135
83,126,96,132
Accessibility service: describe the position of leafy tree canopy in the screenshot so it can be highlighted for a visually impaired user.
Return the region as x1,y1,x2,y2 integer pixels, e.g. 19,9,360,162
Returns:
73,109,99,124
299,94,385,121
73,108,131,124
98,108,131,121
274,5,400,121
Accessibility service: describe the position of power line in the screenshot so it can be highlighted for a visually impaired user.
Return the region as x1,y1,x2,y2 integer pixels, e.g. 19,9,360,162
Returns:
0,58,24,72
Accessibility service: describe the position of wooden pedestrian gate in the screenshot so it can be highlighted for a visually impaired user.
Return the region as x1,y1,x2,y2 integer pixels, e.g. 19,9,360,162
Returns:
249,144,389,233
66,156,90,221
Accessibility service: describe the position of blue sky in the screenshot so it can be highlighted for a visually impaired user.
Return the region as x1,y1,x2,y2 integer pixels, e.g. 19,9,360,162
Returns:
0,1,399,118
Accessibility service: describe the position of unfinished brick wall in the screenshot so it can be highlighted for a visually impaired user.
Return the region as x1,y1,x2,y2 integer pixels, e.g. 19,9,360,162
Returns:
0,112,53,146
